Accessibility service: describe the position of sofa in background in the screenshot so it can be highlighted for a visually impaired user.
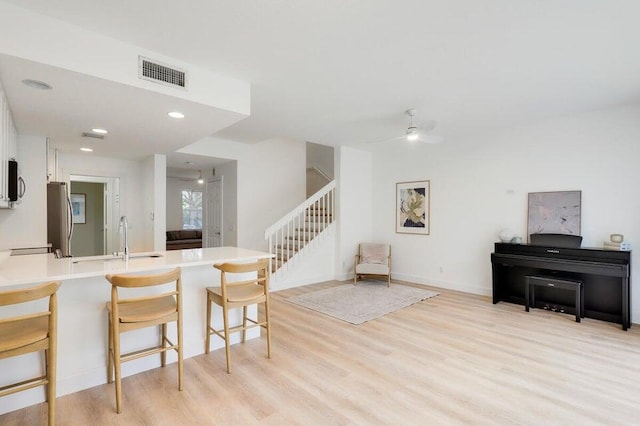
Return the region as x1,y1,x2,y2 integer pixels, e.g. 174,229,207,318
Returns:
166,229,203,250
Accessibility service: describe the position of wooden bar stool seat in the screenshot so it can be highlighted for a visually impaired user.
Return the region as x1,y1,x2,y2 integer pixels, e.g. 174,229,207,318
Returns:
0,281,61,426
0,317,49,352
105,267,183,414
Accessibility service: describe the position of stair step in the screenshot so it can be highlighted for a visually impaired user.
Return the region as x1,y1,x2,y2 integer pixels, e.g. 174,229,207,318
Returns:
275,245,300,254
285,236,315,243
294,229,322,235
306,213,333,218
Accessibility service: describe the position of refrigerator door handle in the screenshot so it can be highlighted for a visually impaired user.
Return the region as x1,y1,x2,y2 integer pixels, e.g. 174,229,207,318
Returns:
67,196,74,241
18,177,26,198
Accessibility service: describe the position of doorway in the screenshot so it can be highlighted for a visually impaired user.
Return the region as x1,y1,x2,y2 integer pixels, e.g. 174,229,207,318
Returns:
69,175,120,256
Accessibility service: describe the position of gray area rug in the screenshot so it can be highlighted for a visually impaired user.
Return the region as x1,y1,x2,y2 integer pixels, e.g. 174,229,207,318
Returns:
286,281,439,325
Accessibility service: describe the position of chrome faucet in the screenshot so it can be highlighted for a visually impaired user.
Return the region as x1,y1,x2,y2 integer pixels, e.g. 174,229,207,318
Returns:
119,216,129,261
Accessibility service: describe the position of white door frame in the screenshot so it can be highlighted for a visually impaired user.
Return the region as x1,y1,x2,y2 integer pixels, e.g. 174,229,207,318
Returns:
69,174,120,255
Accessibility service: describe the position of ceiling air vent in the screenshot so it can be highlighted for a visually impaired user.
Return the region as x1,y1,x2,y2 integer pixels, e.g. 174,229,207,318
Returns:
138,56,187,89
82,132,105,140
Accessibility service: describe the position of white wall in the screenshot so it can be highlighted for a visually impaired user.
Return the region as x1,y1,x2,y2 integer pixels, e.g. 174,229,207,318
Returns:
272,228,336,291
214,161,238,246
0,135,47,250
370,104,640,320
307,141,334,178
142,154,166,251
179,137,306,251
335,146,373,280
57,153,149,251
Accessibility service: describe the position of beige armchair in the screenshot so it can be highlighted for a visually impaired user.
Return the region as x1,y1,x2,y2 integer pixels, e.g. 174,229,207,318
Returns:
354,243,391,286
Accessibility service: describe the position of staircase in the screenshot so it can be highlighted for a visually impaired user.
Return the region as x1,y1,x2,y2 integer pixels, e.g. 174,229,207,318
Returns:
265,180,336,276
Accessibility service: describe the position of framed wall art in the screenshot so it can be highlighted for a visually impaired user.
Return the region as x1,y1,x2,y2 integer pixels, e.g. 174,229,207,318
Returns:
71,193,86,224
527,190,581,240
396,180,430,235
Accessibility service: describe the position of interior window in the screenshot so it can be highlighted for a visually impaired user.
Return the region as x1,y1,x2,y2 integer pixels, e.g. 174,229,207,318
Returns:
182,190,203,229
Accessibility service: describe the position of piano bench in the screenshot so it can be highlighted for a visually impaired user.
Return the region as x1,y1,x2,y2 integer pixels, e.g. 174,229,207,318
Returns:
525,276,584,323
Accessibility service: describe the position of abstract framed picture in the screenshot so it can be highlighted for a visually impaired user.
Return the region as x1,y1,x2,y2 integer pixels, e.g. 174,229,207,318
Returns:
71,193,86,224
527,190,581,240
396,180,430,235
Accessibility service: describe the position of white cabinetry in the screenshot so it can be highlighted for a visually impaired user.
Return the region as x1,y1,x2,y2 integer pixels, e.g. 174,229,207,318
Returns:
0,84,18,208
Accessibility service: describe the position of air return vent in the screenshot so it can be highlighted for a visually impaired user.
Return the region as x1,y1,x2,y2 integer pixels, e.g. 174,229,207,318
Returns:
138,56,187,89
82,132,105,140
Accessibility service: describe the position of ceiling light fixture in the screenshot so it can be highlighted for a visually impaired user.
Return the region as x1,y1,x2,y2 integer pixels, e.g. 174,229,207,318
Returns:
91,128,108,134
197,170,204,185
21,79,53,90
406,109,419,141
168,111,185,119
80,147,93,152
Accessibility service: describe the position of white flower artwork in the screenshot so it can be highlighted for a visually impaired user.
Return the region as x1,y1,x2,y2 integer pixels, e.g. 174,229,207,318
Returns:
396,180,430,235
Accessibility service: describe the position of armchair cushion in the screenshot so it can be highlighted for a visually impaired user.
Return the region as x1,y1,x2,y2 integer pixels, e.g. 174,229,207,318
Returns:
355,263,389,275
360,243,389,265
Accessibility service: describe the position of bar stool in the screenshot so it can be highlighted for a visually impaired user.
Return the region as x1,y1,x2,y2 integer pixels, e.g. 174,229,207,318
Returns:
105,267,183,414
0,281,61,426
205,258,271,373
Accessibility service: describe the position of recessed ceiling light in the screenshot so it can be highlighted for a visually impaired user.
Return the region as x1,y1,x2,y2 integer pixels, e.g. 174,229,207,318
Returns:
22,79,53,90
80,147,93,152
168,111,185,119
91,128,108,134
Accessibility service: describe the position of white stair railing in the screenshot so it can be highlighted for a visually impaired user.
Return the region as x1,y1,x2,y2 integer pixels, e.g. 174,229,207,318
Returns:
265,180,336,276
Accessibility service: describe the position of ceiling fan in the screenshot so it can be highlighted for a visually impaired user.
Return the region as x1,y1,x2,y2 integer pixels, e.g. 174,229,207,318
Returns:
365,109,443,145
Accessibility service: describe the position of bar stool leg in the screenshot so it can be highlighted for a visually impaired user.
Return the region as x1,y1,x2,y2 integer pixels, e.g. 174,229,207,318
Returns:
177,301,184,391
112,318,123,414
525,279,530,312
581,284,585,318
205,294,211,354
107,315,113,383
222,303,231,374
161,323,167,367
264,297,272,359
242,306,248,343
47,339,57,425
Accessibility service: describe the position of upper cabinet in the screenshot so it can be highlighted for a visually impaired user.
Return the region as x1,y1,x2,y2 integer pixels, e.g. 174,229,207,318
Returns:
0,84,18,209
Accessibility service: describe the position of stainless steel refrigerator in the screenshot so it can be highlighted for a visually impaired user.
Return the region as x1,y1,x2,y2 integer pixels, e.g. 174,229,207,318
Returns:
47,182,73,257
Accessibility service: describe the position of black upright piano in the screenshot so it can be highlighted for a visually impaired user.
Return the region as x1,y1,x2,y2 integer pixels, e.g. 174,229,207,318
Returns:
491,243,631,330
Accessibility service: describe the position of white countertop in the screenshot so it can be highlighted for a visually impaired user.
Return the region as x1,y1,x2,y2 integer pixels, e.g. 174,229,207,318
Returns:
0,247,272,288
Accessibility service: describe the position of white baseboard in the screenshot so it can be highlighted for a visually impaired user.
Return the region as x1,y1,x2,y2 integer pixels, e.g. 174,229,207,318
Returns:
390,272,491,296
272,273,336,291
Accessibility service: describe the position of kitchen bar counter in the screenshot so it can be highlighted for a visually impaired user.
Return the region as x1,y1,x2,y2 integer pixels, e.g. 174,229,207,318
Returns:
0,247,272,415
0,246,271,288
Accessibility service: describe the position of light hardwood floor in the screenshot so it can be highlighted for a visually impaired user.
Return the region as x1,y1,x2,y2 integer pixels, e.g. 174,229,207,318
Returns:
2,280,640,425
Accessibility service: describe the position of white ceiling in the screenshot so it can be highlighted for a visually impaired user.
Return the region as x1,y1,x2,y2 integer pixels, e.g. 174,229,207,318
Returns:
2,0,640,150
0,54,244,160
